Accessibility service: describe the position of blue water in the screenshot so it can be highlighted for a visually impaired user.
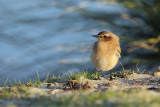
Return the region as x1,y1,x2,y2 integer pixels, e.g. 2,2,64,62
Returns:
0,0,129,83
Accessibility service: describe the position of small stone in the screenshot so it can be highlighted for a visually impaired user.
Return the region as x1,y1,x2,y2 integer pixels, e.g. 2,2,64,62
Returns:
152,72,160,76
47,83,54,88
81,81,91,90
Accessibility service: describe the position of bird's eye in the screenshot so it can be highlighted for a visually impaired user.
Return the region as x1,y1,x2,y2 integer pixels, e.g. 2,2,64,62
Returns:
104,35,107,38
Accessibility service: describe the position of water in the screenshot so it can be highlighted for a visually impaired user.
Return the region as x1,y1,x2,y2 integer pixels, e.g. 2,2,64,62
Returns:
0,0,129,83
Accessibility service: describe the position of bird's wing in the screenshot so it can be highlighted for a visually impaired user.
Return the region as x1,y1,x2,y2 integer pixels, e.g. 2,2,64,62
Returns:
93,42,98,52
116,44,121,58
90,42,98,59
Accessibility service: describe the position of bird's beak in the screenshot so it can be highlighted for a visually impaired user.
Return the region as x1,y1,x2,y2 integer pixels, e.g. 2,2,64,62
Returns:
92,35,97,38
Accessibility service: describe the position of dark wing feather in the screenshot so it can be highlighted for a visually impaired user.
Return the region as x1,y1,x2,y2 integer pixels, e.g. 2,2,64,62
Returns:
93,42,98,52
116,44,121,58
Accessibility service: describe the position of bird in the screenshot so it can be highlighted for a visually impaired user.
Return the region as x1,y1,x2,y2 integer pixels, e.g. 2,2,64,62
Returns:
90,31,121,80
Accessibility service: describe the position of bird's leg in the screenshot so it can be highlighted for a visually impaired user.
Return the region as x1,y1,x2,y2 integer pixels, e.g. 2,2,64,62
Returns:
98,71,101,80
109,71,113,80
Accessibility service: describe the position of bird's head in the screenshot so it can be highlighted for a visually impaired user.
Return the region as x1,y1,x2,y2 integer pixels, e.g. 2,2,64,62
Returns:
92,31,119,42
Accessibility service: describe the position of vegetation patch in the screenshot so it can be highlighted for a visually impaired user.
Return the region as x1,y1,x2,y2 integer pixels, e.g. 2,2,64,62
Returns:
67,71,99,81
113,70,134,78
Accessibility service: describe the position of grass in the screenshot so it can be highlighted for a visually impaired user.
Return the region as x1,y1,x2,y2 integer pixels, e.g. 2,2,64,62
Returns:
0,68,143,88
113,70,134,78
46,71,99,83
0,88,160,107
0,71,99,99
26,80,42,87
2,79,44,88
53,90,160,107
67,70,99,81
1,71,99,87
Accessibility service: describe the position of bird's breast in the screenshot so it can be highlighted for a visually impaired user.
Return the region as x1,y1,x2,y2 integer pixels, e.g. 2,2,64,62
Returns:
90,41,119,71
96,53,119,71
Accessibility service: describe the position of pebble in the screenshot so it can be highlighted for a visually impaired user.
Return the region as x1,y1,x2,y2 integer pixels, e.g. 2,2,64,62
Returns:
152,72,160,76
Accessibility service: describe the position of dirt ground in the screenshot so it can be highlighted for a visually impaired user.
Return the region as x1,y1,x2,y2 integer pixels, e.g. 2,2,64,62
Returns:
43,72,160,96
0,71,160,107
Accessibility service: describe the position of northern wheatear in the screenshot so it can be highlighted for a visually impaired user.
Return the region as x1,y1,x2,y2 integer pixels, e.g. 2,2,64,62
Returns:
90,31,121,80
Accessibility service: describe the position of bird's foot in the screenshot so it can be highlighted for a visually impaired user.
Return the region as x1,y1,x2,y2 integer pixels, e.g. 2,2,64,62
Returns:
109,71,114,81
109,76,113,81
